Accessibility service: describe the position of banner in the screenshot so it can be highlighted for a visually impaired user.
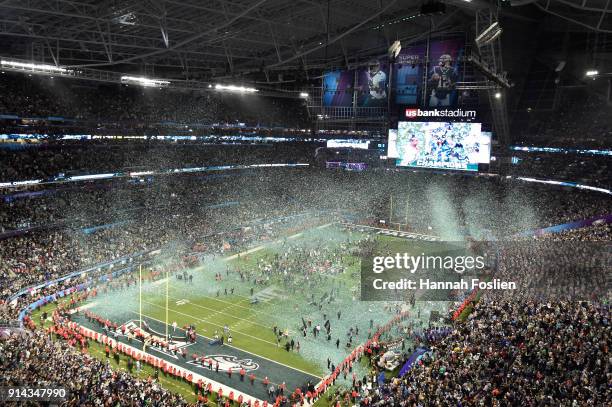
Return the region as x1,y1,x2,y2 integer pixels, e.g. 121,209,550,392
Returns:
394,44,426,105
426,37,465,107
323,70,354,107
356,60,389,107
392,36,465,108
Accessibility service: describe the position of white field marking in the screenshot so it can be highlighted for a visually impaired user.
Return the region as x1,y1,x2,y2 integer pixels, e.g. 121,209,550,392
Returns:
141,299,280,347
148,295,293,344
223,245,265,261
287,232,303,240
168,295,270,328
146,283,270,315
254,286,285,302
172,294,266,330
316,222,334,229
175,299,189,306
152,277,169,286
163,287,296,335
132,311,322,379
73,301,98,312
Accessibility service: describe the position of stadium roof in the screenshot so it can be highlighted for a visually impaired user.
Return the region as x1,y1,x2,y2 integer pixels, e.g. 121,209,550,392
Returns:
0,1,609,86
0,1,484,81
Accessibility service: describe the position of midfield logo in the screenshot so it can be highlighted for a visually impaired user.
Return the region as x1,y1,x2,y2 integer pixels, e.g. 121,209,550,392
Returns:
186,355,260,372
119,320,194,359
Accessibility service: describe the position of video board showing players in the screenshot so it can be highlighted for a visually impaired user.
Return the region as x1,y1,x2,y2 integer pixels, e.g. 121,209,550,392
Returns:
390,122,490,171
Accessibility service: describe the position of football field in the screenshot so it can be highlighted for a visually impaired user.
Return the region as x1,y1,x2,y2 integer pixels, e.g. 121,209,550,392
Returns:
75,224,452,399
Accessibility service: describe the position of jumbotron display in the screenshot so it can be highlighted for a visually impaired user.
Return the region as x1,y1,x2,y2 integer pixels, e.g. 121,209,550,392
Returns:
388,121,490,171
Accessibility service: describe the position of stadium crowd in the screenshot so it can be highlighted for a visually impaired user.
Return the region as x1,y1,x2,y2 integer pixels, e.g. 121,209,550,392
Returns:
0,171,609,406
0,328,197,406
0,73,609,406
0,72,309,128
329,224,610,406
0,142,315,183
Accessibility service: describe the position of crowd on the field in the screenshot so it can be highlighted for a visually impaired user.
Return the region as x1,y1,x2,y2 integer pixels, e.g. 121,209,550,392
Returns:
1,169,610,309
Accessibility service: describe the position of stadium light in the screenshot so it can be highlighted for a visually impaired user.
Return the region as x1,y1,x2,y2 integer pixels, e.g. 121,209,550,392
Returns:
388,40,401,60
299,92,309,98
214,84,258,93
475,22,502,47
585,70,599,77
120,75,170,87
494,91,502,99
1,59,71,74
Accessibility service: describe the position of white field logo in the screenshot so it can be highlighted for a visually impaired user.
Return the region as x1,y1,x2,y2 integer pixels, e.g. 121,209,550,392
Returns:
119,320,193,359
377,229,440,241
186,355,259,372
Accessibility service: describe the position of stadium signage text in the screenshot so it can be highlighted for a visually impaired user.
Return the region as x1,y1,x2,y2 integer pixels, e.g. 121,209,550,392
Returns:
405,108,477,120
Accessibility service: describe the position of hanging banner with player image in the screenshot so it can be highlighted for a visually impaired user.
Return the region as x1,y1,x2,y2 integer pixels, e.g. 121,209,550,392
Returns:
394,44,427,105
356,60,388,107
323,70,355,107
426,37,465,107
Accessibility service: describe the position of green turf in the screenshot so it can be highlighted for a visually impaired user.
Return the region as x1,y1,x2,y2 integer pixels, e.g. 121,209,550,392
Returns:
29,224,455,403
139,290,322,375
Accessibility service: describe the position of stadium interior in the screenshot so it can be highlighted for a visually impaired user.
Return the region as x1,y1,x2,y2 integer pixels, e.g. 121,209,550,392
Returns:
0,1,610,406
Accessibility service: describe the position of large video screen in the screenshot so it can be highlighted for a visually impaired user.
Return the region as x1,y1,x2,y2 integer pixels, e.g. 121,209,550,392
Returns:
390,121,489,171
326,139,370,149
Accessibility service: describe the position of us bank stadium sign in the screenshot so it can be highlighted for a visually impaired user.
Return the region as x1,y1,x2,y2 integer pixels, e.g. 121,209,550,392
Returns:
405,108,477,121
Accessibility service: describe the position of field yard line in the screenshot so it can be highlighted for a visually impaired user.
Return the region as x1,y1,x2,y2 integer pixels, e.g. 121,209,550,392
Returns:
161,292,296,335
223,222,338,263
152,277,169,286
190,296,255,329
132,311,322,379
223,245,265,261
163,291,263,316
75,301,98,311
141,299,280,347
